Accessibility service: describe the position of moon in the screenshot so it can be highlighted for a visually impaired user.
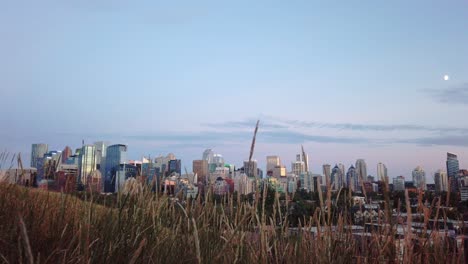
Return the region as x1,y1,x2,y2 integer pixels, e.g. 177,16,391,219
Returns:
444,75,450,81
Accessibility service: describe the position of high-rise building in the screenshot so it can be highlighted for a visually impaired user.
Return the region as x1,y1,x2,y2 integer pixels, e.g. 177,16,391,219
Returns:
78,145,97,186
61,146,72,164
94,141,109,175
346,165,358,192
104,144,127,192
266,156,281,176
338,163,346,186
207,154,225,173
355,159,367,191
446,153,460,192
323,164,331,186
434,170,448,192
393,176,405,191
377,162,388,182
37,150,61,181
193,160,208,183
272,165,287,179
331,164,344,190
168,159,182,175
291,154,305,176
202,149,214,163
243,160,258,178
412,166,426,190
30,144,48,168
299,172,313,192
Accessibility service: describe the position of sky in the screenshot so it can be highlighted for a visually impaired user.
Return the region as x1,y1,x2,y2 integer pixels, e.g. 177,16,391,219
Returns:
1,0,468,181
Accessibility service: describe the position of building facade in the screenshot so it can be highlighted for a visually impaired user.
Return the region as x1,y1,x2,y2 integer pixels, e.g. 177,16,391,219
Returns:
355,159,367,190
30,143,48,168
446,153,460,192
393,176,405,191
193,160,208,184
266,156,281,176
377,162,388,182
434,170,448,192
412,166,426,190
346,165,358,192
78,145,97,186
104,144,127,192
323,164,331,186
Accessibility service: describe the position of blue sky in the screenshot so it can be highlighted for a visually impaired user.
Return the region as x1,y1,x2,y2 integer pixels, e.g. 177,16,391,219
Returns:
1,0,468,180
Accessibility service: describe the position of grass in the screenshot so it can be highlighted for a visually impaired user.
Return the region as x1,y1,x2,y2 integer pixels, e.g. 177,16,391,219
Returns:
0,181,465,264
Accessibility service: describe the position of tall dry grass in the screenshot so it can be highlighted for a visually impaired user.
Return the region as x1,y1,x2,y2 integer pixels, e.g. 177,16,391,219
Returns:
0,180,464,263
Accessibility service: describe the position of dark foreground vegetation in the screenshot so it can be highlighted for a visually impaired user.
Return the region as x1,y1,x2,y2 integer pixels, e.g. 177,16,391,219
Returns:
0,183,465,263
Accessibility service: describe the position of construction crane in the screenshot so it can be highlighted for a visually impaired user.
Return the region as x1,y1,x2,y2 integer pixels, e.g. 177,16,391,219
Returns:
248,120,260,177
301,145,309,173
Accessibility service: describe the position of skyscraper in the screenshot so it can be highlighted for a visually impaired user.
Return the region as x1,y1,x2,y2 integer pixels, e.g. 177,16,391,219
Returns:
446,153,460,192
94,141,109,175
30,144,48,168
168,159,182,175
355,159,367,191
202,149,214,163
393,176,405,191
434,170,448,192
291,154,305,176
243,160,258,178
266,156,281,176
331,164,344,190
346,165,358,192
78,145,97,186
105,144,127,192
193,160,208,183
377,162,388,182
412,166,426,190
338,163,346,186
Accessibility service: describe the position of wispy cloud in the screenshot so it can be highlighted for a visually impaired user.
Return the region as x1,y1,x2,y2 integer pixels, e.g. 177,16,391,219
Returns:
126,130,468,148
125,131,251,143
260,131,370,144
427,83,468,105
125,130,371,146
203,117,468,134
399,135,468,147
203,120,288,130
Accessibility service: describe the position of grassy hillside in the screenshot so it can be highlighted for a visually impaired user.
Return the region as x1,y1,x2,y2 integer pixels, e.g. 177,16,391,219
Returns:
0,183,463,263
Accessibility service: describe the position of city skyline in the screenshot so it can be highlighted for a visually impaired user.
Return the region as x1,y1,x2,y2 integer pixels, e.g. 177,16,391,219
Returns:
1,1,468,178
16,140,468,184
